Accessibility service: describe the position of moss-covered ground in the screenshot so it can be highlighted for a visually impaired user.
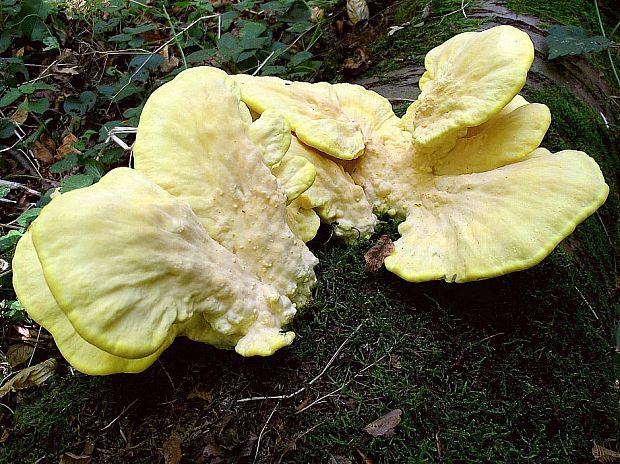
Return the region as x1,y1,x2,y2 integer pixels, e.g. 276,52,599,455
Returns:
1,1,619,463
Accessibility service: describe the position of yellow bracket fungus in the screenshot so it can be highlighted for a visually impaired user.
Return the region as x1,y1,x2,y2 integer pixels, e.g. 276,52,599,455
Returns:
10,25,610,377
133,67,317,308
13,168,299,374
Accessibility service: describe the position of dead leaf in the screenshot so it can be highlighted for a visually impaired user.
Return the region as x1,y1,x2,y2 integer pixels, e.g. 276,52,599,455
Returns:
162,432,182,464
160,45,180,73
421,3,431,18
6,344,35,368
310,6,324,23
187,389,213,401
0,428,9,444
364,409,402,438
56,133,80,160
40,133,57,152
33,141,55,165
389,354,401,369
364,235,394,272
10,107,28,125
343,47,371,77
59,452,91,464
56,65,80,75
593,443,620,463
0,359,58,398
346,0,369,24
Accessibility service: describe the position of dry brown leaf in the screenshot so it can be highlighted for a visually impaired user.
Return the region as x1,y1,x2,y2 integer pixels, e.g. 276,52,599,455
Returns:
0,359,58,398
0,428,9,444
6,344,35,368
159,45,180,73
33,140,55,165
162,432,182,464
389,354,401,369
59,452,91,464
346,0,369,24
40,133,57,152
364,235,394,272
56,133,80,160
10,107,28,125
593,443,620,463
187,389,213,401
364,409,402,438
310,6,324,22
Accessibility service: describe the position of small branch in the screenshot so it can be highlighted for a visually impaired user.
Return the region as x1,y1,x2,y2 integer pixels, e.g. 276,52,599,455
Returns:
253,403,279,464
0,179,40,196
100,398,140,431
238,321,366,403
253,51,276,76
574,286,599,320
162,4,188,69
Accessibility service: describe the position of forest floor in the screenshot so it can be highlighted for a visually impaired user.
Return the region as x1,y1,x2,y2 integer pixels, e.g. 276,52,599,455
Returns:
1,0,619,463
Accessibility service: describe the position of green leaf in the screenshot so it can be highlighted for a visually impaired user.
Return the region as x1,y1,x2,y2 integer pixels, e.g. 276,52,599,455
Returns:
186,49,216,64
49,153,79,173
123,23,156,34
61,174,94,193
42,36,60,51
289,50,313,67
0,88,22,107
0,186,10,198
63,91,97,116
18,82,57,94
19,98,49,114
83,159,104,180
546,25,611,60
286,21,312,33
16,208,41,227
0,230,23,253
0,119,16,139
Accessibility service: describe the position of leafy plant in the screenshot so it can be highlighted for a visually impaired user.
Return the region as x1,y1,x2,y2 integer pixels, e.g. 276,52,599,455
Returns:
546,24,611,59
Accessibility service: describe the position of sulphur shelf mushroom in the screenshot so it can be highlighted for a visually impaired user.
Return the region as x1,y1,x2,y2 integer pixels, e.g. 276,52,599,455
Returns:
230,25,609,282
12,168,301,374
10,25,610,376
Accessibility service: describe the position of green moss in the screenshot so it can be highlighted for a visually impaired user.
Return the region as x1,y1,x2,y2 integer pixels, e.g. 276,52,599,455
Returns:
506,0,599,31
369,0,485,75
0,376,101,464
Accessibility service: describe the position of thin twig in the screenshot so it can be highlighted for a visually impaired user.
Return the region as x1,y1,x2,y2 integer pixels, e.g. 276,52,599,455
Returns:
0,402,15,415
27,327,42,368
158,359,175,389
460,0,467,18
238,321,366,403
162,4,188,69
434,2,470,25
574,286,599,320
296,354,388,415
0,179,40,196
253,51,276,76
100,398,140,431
113,14,219,101
593,0,620,88
253,403,279,464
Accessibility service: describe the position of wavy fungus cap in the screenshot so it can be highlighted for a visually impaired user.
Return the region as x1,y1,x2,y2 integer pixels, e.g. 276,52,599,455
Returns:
402,26,535,154
133,67,317,307
12,168,300,374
